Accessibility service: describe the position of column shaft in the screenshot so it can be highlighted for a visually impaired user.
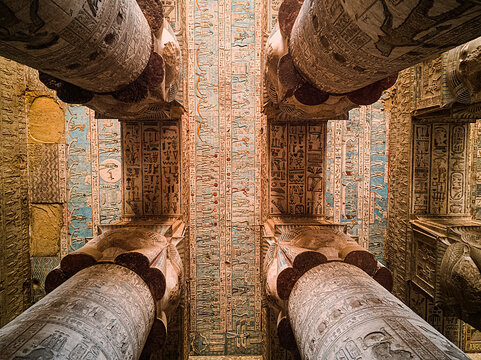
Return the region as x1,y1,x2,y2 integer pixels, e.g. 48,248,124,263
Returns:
0,264,155,359
289,262,470,360
289,0,481,93
0,0,152,92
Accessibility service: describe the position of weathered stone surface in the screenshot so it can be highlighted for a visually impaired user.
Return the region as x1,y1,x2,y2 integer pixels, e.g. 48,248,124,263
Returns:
45,226,184,355
85,20,182,119
439,227,481,330
447,37,481,105
0,56,31,327
289,262,470,360
0,0,152,93
31,204,62,257
264,26,356,119
385,68,415,303
0,264,155,359
264,223,392,355
289,0,481,94
28,144,62,203
27,96,65,144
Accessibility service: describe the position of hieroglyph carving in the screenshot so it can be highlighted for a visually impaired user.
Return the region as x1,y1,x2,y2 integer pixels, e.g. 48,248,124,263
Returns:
289,0,481,94
0,0,151,93
289,262,470,360
412,123,469,216
269,122,326,216
0,264,155,359
122,121,180,217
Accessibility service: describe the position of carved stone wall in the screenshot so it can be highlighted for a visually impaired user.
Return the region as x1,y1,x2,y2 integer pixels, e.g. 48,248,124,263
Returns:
386,49,481,356
385,67,416,304
0,57,31,326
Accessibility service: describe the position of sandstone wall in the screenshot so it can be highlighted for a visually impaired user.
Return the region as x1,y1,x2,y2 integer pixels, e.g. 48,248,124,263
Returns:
0,57,31,326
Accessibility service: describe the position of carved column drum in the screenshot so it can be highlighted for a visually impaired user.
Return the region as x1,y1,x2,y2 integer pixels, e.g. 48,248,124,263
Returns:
0,264,155,359
288,262,470,360
289,0,481,94
0,0,152,93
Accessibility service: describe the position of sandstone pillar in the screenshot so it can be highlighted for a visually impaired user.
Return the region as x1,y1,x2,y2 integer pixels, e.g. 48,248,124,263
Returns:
0,0,152,93
0,1,182,118
289,0,481,94
0,263,154,359
289,262,470,360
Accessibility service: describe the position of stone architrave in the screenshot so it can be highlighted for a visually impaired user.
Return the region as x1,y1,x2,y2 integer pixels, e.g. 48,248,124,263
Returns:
289,262,471,360
0,264,155,359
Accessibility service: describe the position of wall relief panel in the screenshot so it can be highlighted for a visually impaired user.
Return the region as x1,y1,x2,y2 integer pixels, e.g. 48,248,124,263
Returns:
412,123,470,217
122,121,181,218
269,122,326,217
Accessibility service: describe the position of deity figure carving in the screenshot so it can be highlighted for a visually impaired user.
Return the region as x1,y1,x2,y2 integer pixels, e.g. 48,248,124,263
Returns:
440,227,481,330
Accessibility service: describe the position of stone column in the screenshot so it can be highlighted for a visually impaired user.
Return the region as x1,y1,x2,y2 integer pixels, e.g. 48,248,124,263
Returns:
289,262,470,360
0,0,152,93
289,0,481,94
0,1,182,118
0,263,154,359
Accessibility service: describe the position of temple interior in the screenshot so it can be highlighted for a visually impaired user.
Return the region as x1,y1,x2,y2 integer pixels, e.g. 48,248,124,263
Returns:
2,0,481,359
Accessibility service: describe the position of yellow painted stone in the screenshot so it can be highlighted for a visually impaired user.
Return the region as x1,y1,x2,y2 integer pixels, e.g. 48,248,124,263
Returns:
31,204,63,256
28,97,64,144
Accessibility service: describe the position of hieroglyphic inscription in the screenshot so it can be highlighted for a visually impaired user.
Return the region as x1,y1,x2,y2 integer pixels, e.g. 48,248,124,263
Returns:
123,123,143,217
288,125,306,214
269,122,326,216
269,124,287,214
0,0,151,93
66,106,93,250
412,123,469,216
143,123,162,215
409,283,463,349
96,118,122,225
325,103,388,260
414,56,445,110
186,0,263,350
161,124,180,214
463,324,481,353
427,299,444,334
413,232,437,296
306,124,325,215
413,125,431,214
122,121,180,217
431,125,449,215
448,125,467,214
289,263,470,360
289,0,481,94
0,264,154,359
0,58,30,326
409,283,427,320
